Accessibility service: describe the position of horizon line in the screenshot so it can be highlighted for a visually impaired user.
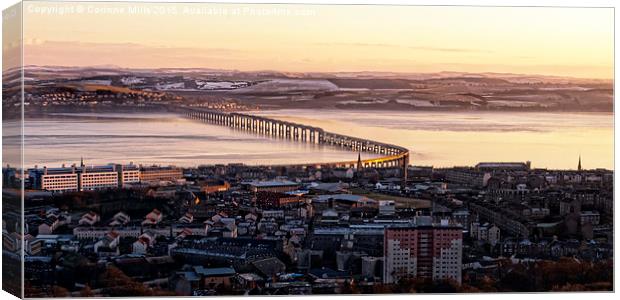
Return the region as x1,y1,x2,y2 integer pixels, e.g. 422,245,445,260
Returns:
17,64,615,82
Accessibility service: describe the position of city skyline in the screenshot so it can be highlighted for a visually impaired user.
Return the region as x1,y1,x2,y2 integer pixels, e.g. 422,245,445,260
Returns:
2,1,615,297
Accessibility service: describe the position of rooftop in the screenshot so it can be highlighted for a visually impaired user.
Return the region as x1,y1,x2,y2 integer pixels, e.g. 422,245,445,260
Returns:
193,266,236,277
313,194,375,204
246,180,299,187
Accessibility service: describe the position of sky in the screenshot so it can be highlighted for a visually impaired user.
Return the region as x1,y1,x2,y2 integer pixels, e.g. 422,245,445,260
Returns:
16,1,615,78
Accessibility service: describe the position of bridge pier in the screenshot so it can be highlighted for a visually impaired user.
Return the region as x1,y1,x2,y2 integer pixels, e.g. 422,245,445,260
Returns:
184,108,410,185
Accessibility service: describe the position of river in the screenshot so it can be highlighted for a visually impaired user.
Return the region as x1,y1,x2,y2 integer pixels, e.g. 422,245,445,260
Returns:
22,110,613,170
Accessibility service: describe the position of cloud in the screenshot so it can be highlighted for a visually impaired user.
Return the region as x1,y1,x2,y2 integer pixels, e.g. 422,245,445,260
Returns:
23,40,248,68
313,42,492,53
31,40,244,55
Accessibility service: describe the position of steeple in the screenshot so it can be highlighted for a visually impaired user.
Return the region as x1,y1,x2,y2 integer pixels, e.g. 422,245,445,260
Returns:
578,155,582,171
356,152,362,172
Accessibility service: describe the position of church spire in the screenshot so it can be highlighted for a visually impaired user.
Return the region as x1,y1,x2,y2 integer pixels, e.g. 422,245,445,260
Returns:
356,152,362,172
578,155,582,171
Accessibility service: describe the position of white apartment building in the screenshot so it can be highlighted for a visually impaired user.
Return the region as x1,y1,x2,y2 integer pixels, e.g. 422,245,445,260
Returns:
121,166,141,186
79,165,120,191
29,167,79,192
29,163,144,192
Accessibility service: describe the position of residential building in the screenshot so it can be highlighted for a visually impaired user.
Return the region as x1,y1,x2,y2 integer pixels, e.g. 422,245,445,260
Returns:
383,218,463,284
119,164,141,186
442,168,491,188
475,162,531,172
140,165,184,183
28,163,143,192
29,167,79,192
245,180,300,193
78,212,100,226
580,211,601,226
143,209,163,225
379,200,396,216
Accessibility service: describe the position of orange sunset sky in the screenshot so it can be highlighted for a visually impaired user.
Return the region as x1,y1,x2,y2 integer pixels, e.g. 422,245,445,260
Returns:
11,1,615,78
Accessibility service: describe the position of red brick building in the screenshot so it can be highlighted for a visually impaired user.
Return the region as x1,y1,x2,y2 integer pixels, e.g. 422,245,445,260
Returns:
383,219,463,284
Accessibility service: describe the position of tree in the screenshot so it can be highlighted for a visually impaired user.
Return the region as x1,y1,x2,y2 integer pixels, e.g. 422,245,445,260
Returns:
51,286,70,297
80,284,94,297
98,266,152,296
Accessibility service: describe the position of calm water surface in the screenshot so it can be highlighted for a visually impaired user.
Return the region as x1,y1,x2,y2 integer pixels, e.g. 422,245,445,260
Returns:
23,113,367,168
23,111,613,170
254,110,614,170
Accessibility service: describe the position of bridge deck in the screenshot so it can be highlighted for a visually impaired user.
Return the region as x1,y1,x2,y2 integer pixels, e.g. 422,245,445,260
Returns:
181,107,410,175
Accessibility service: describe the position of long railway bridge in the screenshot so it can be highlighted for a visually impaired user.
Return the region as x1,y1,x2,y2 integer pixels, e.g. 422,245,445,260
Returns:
182,107,410,183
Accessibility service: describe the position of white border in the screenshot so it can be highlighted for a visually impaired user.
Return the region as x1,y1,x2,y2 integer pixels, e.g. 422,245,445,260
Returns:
0,1,617,300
